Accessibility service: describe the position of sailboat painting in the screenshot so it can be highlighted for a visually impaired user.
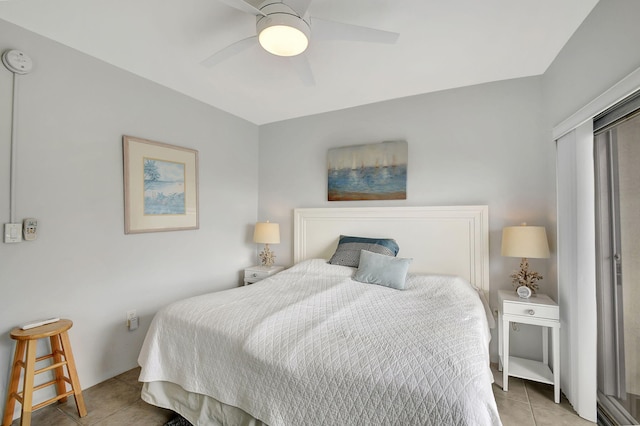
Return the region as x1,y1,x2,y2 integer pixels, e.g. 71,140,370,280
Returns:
328,140,407,201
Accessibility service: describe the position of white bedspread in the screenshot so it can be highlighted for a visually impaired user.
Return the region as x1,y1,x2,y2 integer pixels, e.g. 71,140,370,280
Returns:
138,259,501,426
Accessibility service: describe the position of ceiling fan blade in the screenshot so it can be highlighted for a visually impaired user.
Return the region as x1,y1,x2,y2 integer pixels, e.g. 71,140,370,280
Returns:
217,0,266,16
311,17,399,44
286,0,314,17
288,54,315,86
201,36,257,67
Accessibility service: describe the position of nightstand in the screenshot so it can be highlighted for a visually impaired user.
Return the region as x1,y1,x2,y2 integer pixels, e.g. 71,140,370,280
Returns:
498,289,561,403
243,265,284,285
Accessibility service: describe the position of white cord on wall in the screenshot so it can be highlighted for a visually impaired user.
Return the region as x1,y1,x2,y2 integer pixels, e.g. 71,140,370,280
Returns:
9,73,18,222
2,49,33,223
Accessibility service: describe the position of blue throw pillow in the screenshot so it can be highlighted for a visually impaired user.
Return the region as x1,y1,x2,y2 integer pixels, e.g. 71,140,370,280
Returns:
353,249,412,290
328,235,399,267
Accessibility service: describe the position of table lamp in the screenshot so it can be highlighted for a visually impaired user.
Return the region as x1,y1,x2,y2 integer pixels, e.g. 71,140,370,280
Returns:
501,223,550,297
253,221,280,267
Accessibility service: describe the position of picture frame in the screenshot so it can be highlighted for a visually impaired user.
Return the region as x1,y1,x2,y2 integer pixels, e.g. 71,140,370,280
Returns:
123,135,199,234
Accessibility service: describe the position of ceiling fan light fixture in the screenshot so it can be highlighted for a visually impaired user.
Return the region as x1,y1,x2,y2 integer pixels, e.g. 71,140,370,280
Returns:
256,5,310,57
259,24,308,56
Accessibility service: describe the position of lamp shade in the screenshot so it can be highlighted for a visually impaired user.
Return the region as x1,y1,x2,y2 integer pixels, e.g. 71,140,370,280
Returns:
253,222,280,244
501,224,550,259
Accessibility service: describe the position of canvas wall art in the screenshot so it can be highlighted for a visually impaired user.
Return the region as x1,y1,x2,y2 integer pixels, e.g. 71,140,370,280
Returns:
328,140,408,201
123,136,199,234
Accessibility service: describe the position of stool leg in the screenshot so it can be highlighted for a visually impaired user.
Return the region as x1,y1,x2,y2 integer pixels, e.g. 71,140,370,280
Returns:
20,339,38,426
49,335,68,403
58,332,87,418
2,341,26,426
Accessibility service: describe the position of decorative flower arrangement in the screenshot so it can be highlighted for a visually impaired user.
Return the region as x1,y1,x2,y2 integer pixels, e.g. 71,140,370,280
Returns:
510,258,543,295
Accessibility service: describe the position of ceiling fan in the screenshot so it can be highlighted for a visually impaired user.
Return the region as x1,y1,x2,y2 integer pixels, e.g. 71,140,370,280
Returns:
202,0,399,85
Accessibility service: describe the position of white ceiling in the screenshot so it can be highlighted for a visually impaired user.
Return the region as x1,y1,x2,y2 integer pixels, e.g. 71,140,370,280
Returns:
0,0,598,125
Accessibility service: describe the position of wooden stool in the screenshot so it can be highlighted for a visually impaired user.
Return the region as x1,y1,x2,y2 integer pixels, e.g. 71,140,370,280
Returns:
2,319,87,426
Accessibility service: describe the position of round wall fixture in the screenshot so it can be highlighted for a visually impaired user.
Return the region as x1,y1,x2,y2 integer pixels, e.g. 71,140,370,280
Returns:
2,49,33,74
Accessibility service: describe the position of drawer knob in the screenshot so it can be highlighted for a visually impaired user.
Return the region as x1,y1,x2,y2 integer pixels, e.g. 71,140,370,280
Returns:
252,273,257,277
528,309,535,315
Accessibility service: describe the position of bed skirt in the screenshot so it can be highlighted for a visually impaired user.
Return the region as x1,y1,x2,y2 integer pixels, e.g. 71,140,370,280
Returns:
143,381,267,426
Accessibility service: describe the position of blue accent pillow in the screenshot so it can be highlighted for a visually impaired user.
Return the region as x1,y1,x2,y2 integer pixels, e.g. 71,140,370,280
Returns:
328,235,399,267
353,249,412,290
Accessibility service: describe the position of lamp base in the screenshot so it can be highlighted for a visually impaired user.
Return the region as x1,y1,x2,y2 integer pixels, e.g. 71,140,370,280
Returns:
510,257,543,296
259,244,276,267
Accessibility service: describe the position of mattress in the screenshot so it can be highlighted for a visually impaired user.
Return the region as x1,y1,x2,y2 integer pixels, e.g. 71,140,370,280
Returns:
138,259,501,425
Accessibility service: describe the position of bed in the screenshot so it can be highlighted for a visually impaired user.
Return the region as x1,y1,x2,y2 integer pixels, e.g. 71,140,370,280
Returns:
138,206,501,425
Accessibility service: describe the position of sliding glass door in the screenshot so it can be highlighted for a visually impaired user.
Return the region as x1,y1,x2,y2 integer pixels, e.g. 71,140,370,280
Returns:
595,104,640,425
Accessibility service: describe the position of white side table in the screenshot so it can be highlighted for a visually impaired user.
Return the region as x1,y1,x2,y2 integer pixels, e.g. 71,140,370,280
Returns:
243,265,284,285
498,289,561,403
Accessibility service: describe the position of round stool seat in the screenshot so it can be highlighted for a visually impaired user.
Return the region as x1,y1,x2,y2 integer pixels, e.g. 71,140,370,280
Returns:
10,319,73,341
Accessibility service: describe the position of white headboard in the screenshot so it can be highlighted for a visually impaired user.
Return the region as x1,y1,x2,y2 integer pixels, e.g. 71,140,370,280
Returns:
293,206,490,292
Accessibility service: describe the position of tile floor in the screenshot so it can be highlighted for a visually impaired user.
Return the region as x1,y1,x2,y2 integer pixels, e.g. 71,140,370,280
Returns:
10,364,595,426
489,364,595,426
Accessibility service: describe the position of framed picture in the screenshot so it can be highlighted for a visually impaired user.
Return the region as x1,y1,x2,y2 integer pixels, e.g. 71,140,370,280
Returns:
123,136,199,234
327,140,408,201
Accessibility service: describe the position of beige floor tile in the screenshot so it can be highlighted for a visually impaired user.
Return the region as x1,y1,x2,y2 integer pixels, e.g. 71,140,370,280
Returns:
491,363,529,403
525,380,574,411
113,366,143,391
531,402,596,425
10,405,80,426
520,380,595,425
58,378,141,425
494,394,536,426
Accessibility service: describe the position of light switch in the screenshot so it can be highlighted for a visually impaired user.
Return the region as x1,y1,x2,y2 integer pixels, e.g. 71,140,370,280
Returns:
4,223,22,243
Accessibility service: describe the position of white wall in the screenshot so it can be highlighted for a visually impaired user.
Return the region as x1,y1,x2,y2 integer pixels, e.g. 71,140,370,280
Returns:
258,76,552,361
544,0,640,128
0,20,259,415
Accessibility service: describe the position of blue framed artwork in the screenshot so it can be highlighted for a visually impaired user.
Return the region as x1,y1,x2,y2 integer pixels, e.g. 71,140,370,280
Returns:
123,136,199,234
328,140,408,201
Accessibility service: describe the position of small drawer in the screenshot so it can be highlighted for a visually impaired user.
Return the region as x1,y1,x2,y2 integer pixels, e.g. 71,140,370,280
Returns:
503,302,559,320
244,270,270,280
243,266,284,285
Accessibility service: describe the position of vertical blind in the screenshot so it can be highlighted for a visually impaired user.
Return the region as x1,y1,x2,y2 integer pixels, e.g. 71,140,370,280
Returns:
555,121,598,422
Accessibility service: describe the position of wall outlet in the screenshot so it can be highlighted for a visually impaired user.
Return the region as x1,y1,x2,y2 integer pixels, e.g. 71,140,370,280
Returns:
128,316,139,331
126,310,138,331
